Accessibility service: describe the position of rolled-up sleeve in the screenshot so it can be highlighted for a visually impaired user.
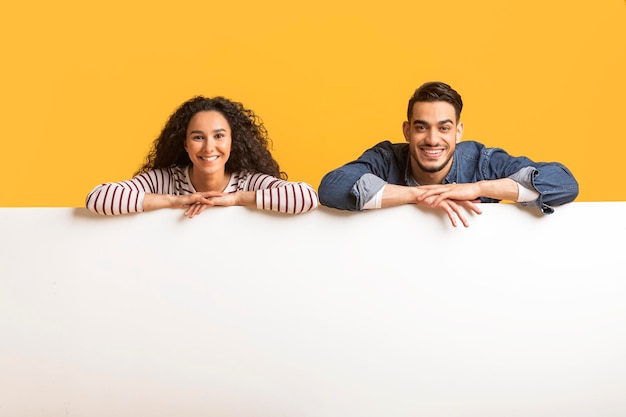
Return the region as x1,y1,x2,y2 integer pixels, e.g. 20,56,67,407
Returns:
352,173,387,210
484,147,579,214
319,143,396,210
528,163,579,214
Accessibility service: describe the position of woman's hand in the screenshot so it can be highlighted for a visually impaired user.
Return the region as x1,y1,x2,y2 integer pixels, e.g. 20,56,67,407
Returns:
182,191,256,218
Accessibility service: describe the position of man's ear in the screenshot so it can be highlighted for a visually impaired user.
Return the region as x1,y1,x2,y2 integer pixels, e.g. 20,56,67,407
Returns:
456,121,464,143
402,121,410,142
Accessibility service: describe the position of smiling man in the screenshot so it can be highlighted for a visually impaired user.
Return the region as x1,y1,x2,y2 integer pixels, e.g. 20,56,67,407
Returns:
317,81,579,227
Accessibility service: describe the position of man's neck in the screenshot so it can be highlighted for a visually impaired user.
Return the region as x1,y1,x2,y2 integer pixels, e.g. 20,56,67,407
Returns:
411,163,450,185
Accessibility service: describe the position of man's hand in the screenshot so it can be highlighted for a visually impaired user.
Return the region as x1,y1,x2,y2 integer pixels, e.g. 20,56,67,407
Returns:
416,193,482,227
381,183,482,227
417,183,482,207
417,179,519,207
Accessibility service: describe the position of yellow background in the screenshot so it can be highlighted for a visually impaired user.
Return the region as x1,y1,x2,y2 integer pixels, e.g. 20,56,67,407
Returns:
1,0,624,207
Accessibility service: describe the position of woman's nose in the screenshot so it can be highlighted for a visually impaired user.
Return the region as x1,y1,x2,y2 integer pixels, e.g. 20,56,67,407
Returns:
202,138,215,151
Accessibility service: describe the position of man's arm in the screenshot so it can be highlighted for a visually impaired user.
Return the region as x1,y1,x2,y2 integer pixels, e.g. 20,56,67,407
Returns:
483,147,579,212
318,143,396,210
377,184,483,227
521,163,579,210
379,183,422,207
416,178,523,207
318,169,373,210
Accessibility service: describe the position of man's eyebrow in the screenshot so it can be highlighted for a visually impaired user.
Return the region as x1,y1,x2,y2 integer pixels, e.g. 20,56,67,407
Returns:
412,119,454,125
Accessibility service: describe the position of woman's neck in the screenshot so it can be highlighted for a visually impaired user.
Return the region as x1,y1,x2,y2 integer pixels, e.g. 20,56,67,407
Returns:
188,166,231,192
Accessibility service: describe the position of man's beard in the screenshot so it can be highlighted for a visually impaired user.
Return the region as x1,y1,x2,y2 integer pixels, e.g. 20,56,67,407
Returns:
414,153,454,174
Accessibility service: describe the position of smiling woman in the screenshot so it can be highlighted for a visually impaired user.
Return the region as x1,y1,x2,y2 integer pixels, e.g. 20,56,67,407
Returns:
85,96,319,217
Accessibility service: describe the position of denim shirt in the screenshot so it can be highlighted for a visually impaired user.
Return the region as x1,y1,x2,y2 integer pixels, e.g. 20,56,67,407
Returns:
318,140,579,215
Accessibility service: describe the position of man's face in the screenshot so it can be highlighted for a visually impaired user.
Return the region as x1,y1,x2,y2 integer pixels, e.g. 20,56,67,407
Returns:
402,101,463,183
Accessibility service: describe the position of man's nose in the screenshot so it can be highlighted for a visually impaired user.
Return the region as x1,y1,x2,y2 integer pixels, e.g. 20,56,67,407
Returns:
425,129,438,144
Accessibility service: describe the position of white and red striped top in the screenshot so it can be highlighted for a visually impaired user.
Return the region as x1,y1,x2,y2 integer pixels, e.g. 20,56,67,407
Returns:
86,165,318,215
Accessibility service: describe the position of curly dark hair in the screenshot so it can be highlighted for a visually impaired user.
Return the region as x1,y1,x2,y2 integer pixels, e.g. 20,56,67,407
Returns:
407,81,463,123
135,96,286,179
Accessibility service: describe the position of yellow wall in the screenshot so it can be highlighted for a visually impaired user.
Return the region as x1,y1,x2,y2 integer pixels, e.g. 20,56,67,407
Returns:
1,0,624,207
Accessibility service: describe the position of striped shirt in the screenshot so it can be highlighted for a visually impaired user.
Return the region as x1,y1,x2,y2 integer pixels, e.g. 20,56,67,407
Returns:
86,165,318,215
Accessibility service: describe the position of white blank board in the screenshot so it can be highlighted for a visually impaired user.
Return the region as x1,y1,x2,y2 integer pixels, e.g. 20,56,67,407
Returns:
1,202,625,417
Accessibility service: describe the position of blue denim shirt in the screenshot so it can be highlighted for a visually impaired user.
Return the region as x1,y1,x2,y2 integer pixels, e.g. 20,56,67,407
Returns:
318,140,579,214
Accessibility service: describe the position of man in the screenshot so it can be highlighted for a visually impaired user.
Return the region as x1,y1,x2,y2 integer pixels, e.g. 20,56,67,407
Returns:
318,81,579,227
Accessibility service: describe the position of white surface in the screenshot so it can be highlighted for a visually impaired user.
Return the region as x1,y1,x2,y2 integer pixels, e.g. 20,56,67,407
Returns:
1,203,625,417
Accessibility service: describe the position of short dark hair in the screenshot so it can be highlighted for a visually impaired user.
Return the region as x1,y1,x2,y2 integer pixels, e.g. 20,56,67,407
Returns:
407,81,463,122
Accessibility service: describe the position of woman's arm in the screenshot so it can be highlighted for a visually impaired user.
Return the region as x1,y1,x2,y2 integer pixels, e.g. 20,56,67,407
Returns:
85,167,185,215
244,173,319,214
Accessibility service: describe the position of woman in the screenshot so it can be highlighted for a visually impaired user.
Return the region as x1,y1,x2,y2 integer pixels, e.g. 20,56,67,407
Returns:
86,96,318,217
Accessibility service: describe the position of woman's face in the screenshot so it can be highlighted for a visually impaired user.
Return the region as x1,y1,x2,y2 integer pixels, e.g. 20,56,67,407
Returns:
184,110,232,176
